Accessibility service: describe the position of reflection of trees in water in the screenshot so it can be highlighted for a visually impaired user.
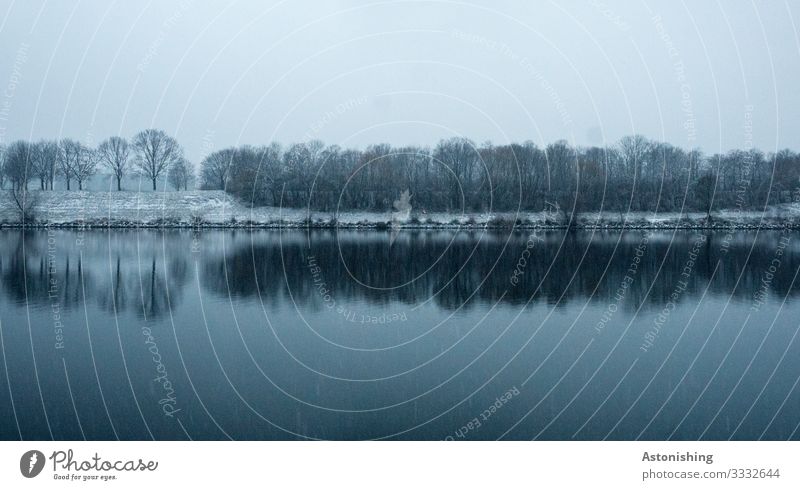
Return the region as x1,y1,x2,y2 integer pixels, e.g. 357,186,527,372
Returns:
0,231,189,318
139,256,188,319
3,229,799,315
0,231,52,303
201,230,800,311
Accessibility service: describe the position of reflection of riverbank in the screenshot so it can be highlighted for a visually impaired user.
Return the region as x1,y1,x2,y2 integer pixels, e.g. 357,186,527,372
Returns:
307,254,409,325
0,230,190,318
4,229,800,317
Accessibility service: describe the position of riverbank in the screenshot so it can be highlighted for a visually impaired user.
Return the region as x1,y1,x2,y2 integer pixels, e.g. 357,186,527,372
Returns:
1,190,798,229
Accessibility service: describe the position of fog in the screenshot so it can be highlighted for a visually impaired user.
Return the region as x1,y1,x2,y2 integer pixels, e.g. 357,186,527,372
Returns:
0,0,797,163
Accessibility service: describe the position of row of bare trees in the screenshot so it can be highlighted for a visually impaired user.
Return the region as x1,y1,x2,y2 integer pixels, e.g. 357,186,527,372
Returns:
0,129,192,192
200,135,786,215
2,129,790,215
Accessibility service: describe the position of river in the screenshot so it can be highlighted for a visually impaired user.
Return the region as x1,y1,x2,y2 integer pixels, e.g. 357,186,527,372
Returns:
0,228,798,440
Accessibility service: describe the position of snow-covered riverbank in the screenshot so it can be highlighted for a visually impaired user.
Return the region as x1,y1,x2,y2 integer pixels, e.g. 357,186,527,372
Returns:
1,190,798,229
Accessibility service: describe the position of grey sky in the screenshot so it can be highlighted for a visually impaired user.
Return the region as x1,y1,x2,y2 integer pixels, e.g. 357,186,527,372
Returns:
0,0,797,164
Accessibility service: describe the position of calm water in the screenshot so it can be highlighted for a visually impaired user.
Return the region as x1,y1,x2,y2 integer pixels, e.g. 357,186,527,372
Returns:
0,228,799,440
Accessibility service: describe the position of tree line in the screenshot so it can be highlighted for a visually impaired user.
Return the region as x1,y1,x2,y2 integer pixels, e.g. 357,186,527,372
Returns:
3,130,797,215
201,135,794,216
0,129,193,192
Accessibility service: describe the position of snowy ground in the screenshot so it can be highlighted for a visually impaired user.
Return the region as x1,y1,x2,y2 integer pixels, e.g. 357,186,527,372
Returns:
0,190,798,229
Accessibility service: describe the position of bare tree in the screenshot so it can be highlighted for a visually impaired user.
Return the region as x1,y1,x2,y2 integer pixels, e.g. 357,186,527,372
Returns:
544,140,579,224
42,141,59,190
225,145,280,205
132,129,183,191
283,142,315,203
29,140,59,190
59,139,82,190
258,142,285,205
168,157,193,191
216,142,284,205
200,148,235,189
74,145,97,190
694,169,717,220
618,135,652,172
97,136,130,191
4,140,32,191
617,135,653,209
30,142,47,189
3,141,37,222
433,137,479,210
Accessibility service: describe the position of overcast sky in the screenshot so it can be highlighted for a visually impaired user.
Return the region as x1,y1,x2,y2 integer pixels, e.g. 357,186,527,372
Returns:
0,0,797,163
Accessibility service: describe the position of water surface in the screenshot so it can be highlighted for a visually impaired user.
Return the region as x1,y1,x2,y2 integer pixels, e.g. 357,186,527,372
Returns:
0,228,798,440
